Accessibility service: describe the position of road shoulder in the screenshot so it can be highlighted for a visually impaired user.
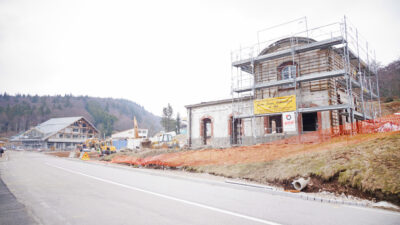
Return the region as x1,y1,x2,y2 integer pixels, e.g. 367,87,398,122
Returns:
0,156,37,225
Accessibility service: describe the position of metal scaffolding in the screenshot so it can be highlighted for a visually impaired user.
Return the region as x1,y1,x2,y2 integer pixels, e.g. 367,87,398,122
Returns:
230,16,381,145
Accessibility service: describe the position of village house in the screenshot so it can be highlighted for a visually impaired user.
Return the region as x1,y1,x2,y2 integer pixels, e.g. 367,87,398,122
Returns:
11,117,99,150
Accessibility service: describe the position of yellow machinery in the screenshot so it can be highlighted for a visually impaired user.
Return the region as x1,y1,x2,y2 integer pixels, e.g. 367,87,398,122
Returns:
78,138,116,155
151,133,179,149
98,139,116,155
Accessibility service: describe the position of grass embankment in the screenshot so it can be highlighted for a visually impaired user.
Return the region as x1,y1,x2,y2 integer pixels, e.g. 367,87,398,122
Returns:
381,99,400,116
189,132,400,205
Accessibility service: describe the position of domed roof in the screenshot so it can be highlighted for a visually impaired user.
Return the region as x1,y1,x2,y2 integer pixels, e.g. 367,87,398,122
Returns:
259,37,316,56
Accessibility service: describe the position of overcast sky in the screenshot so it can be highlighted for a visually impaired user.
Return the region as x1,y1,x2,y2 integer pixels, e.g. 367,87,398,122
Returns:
1,0,399,117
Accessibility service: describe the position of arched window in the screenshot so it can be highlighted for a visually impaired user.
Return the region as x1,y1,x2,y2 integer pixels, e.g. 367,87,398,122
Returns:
278,62,297,88
281,65,296,80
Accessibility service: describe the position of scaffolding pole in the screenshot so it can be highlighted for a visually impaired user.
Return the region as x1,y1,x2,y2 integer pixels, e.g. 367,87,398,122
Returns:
356,28,366,120
343,16,354,134
230,16,379,146
374,50,382,118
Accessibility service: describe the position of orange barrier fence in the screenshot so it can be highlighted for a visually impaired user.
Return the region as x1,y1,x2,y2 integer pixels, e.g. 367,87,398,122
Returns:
111,113,400,167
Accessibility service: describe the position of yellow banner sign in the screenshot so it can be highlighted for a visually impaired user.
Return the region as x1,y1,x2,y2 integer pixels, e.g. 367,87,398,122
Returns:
254,95,296,114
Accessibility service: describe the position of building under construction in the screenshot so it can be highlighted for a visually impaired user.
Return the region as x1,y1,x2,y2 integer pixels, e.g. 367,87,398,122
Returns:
11,117,99,150
186,17,381,148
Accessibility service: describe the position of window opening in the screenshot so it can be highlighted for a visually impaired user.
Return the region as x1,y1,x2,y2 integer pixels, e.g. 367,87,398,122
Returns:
269,115,283,133
302,112,318,132
202,118,212,145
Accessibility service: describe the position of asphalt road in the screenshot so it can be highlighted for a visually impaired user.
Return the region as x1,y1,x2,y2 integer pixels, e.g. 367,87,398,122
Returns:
0,151,399,225
0,173,36,225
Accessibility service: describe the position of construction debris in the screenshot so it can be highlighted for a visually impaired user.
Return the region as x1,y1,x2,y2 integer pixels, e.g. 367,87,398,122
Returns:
292,177,310,191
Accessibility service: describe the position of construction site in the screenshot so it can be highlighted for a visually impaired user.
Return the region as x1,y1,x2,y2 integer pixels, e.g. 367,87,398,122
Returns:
107,17,400,206
2,0,400,222
186,17,382,148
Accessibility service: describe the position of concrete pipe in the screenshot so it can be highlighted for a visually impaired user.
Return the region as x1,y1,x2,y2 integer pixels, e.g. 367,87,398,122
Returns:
292,177,310,191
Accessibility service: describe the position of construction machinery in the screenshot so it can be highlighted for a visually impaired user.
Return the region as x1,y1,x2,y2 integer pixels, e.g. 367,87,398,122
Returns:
77,138,116,155
98,139,116,155
150,132,179,149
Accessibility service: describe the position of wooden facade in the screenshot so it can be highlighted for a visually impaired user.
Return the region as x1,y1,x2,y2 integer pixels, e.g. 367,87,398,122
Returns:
11,117,99,150
251,37,368,135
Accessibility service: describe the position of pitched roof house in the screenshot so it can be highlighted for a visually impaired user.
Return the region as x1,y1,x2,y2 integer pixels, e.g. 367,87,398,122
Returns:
11,117,98,150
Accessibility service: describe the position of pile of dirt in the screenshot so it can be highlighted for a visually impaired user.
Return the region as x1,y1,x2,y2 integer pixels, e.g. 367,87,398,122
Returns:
47,151,100,159
46,152,70,157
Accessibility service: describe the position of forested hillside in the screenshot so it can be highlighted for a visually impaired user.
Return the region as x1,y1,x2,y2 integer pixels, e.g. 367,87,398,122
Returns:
0,94,161,137
378,58,400,100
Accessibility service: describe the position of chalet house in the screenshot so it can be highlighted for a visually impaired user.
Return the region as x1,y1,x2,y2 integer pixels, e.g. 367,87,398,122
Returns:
11,117,99,150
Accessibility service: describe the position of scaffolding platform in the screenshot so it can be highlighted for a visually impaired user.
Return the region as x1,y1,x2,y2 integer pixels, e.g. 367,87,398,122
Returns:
232,37,344,68
231,17,381,143
233,69,346,93
235,104,351,119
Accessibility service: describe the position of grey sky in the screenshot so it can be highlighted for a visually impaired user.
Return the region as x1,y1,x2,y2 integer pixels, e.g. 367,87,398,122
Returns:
1,0,399,117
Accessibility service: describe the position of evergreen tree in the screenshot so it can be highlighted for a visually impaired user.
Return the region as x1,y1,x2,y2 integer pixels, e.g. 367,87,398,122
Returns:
85,100,117,137
32,94,39,103
176,113,181,134
161,103,176,132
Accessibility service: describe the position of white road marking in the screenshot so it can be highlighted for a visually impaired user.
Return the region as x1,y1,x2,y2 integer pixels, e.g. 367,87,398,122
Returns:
46,163,283,225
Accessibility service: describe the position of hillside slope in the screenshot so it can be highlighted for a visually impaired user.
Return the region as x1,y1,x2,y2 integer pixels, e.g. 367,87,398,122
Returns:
191,132,400,205
378,58,400,100
0,94,161,137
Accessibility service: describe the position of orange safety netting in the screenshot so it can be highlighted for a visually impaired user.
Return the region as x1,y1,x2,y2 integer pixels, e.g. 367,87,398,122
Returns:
111,113,400,167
